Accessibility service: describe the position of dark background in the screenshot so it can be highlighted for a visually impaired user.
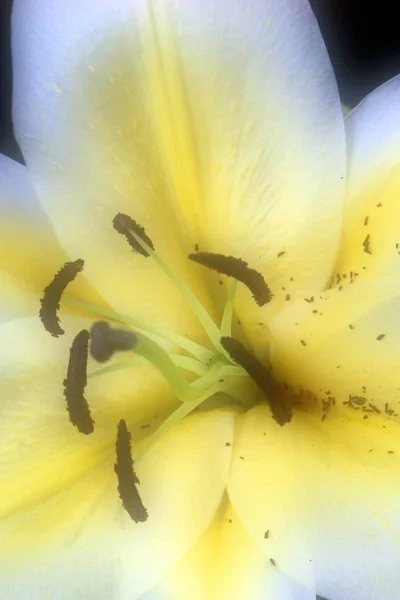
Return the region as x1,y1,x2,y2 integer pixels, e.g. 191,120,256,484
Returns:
1,0,400,162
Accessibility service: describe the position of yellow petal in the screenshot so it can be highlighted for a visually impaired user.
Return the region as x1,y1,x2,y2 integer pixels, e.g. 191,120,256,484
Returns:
12,0,345,329
0,316,234,596
268,274,400,417
228,405,400,600
0,316,178,521
334,76,400,285
144,499,314,600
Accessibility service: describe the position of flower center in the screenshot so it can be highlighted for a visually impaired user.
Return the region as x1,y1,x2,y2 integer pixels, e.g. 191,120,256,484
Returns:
39,212,293,519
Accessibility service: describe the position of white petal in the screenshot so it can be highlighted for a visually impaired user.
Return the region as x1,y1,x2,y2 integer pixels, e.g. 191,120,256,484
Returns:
0,152,42,218
0,317,234,598
143,501,314,600
0,153,101,319
228,405,400,600
12,0,345,329
0,153,58,318
334,75,400,283
346,75,400,201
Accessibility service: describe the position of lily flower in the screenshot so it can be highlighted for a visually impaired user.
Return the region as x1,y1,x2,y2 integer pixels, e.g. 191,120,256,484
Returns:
1,0,399,598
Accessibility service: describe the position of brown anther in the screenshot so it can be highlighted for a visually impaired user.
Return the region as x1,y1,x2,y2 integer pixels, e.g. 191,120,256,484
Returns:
220,336,292,425
39,259,84,337
189,252,272,306
114,419,148,522
113,213,154,257
63,329,94,434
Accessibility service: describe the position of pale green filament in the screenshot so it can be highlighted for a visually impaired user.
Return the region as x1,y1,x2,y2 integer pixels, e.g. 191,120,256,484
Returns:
88,353,207,380
190,354,229,392
169,355,208,376
216,381,248,404
135,355,248,459
129,229,229,357
221,280,237,337
133,332,197,402
63,297,213,362
88,355,145,378
135,382,224,461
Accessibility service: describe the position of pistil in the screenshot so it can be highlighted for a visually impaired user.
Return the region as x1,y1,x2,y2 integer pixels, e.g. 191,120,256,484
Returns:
64,297,213,362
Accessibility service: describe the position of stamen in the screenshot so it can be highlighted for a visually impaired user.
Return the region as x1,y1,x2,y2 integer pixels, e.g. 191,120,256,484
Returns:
40,259,84,337
63,329,94,434
113,213,154,257
188,252,272,306
220,337,292,426
89,321,137,363
114,419,148,522
89,321,196,402
111,213,226,356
